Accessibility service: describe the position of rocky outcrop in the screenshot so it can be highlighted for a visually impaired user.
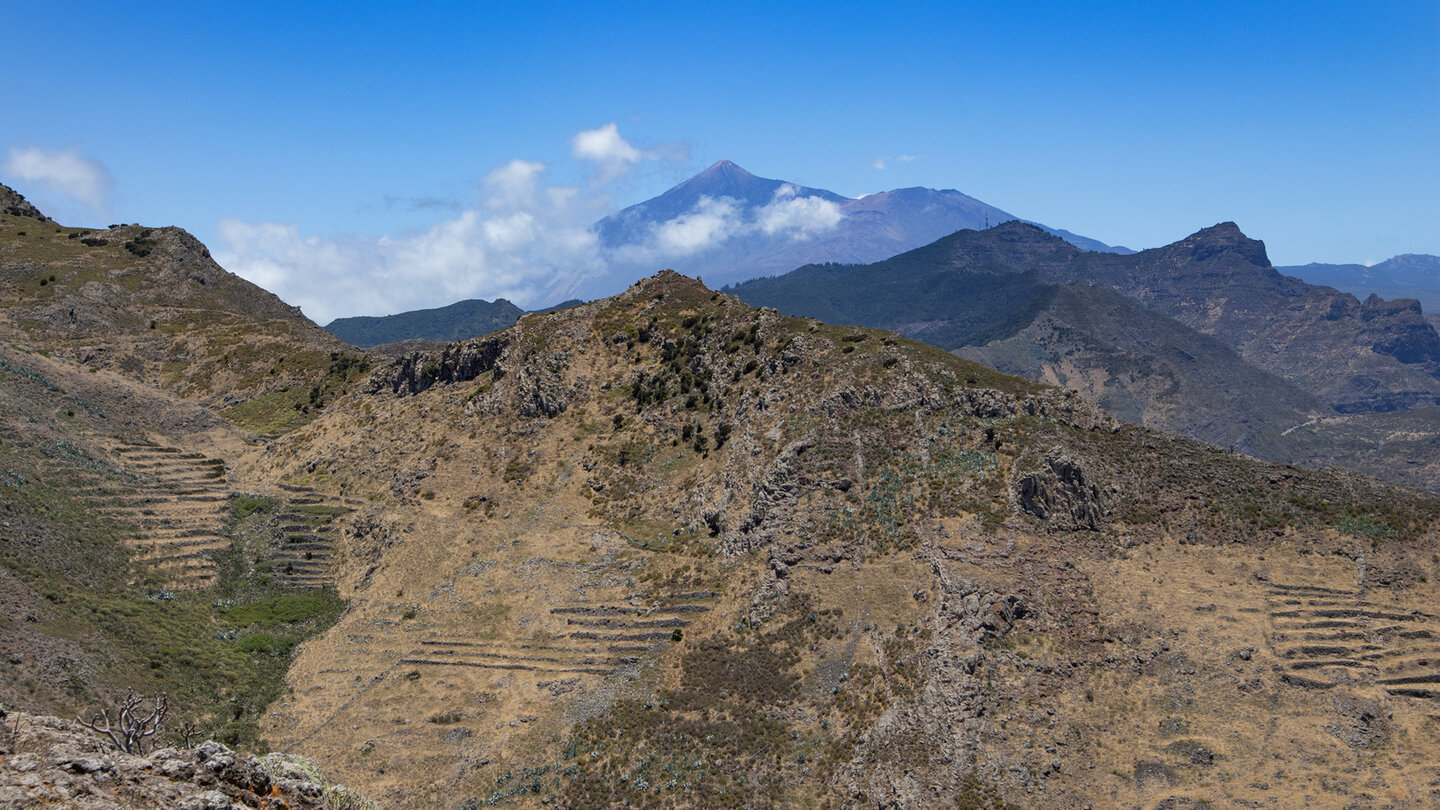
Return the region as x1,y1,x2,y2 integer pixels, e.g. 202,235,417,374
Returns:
0,710,375,809
725,437,813,556
1014,448,1108,530
373,334,509,396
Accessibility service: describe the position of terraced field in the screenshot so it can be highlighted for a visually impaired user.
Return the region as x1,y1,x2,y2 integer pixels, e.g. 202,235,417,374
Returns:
75,441,232,588
56,441,356,591
399,590,718,679
1267,580,1440,702
267,483,350,589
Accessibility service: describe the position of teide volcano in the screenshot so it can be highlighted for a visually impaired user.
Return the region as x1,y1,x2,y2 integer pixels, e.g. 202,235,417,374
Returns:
560,160,1127,302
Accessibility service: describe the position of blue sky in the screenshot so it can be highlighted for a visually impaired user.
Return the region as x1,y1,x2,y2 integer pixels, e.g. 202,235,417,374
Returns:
4,1,1437,321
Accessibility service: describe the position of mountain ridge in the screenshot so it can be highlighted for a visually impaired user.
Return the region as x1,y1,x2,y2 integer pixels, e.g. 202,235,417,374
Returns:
1279,253,1440,313
325,297,525,348
729,220,1440,490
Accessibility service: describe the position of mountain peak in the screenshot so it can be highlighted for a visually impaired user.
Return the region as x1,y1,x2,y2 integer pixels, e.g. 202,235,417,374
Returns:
680,159,788,200
702,159,748,175
1178,221,1270,266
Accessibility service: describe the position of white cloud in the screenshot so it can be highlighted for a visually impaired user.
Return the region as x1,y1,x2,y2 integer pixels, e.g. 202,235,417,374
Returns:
216,157,606,324
3,146,113,216
874,154,917,171
573,122,642,165
612,185,844,270
482,159,547,210
215,125,699,323
756,185,843,237
212,123,844,323
573,123,647,185
652,196,742,255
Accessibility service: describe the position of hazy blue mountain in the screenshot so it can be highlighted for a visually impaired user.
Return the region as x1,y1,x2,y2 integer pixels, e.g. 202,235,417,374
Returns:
558,160,1128,302
326,298,524,348
1278,254,1439,313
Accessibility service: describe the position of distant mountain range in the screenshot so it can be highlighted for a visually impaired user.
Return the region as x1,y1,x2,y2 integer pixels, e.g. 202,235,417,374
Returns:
728,221,1440,490
1278,254,1440,313
304,166,1440,490
323,160,1131,342
560,160,1128,301
326,298,525,348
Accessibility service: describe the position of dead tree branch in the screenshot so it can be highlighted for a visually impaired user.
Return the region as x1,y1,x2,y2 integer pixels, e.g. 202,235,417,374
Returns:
77,689,167,755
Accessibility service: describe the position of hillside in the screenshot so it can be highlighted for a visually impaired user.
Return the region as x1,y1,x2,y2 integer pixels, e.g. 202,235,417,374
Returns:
0,186,364,753
0,183,370,435
729,222,1440,490
241,271,1440,808
1053,223,1440,414
2,185,1439,809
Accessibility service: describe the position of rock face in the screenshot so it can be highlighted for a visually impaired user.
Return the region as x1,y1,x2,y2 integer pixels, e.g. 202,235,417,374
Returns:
1013,448,1108,530
1054,222,1440,414
0,711,374,809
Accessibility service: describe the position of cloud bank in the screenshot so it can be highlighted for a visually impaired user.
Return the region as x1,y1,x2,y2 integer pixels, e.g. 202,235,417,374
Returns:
612,184,844,267
218,156,607,324
3,146,113,218
216,124,847,323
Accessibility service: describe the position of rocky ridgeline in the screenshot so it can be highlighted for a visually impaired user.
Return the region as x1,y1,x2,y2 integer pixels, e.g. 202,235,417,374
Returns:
0,709,376,809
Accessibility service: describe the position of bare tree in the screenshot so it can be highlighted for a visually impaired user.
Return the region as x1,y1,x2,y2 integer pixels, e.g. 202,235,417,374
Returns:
77,689,167,755
173,719,202,749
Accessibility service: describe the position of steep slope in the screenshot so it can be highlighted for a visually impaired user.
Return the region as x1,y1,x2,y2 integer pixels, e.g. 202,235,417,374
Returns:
243,272,1440,809
325,298,525,348
0,183,369,434
954,283,1334,459
1280,254,1440,313
0,187,361,750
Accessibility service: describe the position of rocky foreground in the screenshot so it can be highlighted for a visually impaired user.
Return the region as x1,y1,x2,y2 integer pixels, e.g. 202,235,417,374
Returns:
0,708,377,809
